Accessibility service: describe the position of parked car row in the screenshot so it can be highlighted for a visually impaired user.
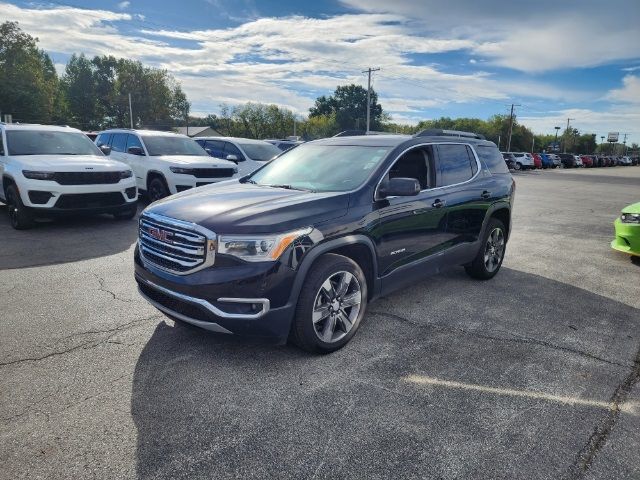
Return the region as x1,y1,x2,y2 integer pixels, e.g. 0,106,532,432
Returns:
502,151,639,171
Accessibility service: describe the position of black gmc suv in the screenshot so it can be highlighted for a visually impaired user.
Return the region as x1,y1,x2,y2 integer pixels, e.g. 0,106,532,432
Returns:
135,130,515,352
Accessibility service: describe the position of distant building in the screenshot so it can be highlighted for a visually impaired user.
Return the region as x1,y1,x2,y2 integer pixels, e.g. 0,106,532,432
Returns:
175,126,222,137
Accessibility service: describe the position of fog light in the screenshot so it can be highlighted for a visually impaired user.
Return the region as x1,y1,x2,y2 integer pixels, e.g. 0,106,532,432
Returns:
28,190,53,204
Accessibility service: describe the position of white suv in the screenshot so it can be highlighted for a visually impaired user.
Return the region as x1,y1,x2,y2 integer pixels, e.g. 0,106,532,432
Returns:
193,137,281,177
95,129,238,201
507,152,535,170
0,124,138,230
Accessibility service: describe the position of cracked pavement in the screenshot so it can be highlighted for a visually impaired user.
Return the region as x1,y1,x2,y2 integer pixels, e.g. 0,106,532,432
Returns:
1,167,639,479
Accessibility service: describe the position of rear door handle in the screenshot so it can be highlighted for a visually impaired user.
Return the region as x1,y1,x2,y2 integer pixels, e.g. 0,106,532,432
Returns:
432,199,446,208
481,190,491,199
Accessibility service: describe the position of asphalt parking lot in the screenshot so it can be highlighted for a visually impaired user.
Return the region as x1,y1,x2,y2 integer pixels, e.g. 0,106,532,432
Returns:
1,168,639,480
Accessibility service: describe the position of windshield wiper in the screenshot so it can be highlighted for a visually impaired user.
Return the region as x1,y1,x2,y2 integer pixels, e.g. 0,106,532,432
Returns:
242,178,257,184
264,184,314,192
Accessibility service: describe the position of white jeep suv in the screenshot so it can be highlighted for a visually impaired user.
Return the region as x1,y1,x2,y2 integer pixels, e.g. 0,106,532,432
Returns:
95,129,237,201
193,136,281,177
0,124,138,230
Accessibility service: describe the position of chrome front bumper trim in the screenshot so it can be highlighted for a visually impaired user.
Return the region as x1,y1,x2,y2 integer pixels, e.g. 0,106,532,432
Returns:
137,277,270,320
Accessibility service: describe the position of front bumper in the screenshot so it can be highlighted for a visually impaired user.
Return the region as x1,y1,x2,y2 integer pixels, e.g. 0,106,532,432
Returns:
611,218,640,256
134,246,297,342
167,174,234,194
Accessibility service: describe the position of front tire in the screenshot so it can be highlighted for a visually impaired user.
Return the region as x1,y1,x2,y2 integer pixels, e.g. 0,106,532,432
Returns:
113,204,137,220
5,184,34,230
148,176,169,202
465,218,507,280
514,162,522,171
290,253,367,353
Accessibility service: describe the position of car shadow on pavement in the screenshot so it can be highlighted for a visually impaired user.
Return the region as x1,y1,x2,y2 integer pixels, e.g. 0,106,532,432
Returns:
131,267,640,480
0,202,142,269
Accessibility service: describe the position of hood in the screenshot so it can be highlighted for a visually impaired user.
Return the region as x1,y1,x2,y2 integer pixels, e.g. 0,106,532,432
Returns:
144,181,350,234
622,202,640,214
154,155,236,167
13,155,129,171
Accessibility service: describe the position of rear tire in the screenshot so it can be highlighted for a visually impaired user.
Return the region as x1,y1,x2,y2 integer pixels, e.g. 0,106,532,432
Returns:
5,184,34,230
290,253,367,353
514,162,522,171
465,218,507,280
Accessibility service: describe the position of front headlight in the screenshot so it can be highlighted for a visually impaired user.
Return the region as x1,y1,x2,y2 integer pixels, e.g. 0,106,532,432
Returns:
22,170,55,180
218,227,312,262
621,213,640,224
120,170,133,179
170,167,195,174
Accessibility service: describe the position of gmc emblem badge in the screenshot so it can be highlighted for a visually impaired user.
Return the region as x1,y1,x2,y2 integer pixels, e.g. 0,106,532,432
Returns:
148,227,172,243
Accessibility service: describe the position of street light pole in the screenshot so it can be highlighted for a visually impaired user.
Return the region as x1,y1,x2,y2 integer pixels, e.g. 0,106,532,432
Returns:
554,126,560,152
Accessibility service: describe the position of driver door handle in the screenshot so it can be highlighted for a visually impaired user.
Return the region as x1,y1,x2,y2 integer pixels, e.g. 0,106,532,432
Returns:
481,190,491,199
432,199,446,208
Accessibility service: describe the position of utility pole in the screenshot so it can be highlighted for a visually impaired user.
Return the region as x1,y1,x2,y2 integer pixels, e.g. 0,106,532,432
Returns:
622,133,628,155
563,117,575,153
362,67,380,134
531,136,535,153
506,103,520,152
497,134,501,150
128,93,134,129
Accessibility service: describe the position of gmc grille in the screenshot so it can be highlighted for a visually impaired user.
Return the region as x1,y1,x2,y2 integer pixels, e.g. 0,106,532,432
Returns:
138,214,215,274
54,171,122,185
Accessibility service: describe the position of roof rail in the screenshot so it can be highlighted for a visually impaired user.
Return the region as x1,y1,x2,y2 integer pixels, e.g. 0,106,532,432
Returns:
333,130,402,137
413,129,485,140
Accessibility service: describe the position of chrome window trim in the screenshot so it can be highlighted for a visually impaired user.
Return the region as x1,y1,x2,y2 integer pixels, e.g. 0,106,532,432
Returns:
374,141,483,201
137,277,270,320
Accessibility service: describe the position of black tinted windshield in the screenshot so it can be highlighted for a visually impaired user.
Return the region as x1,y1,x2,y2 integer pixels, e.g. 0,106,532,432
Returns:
6,130,103,156
142,136,208,156
248,144,390,192
238,142,281,161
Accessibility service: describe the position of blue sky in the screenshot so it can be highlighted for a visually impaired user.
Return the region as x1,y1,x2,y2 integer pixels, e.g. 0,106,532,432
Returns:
2,0,639,144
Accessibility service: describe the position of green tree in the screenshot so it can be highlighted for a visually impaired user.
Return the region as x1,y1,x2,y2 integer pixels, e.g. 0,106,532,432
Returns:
61,54,99,130
0,21,61,123
299,113,339,139
310,84,384,131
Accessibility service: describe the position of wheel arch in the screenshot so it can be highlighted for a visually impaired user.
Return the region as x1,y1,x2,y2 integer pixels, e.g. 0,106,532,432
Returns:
2,174,16,200
287,235,379,308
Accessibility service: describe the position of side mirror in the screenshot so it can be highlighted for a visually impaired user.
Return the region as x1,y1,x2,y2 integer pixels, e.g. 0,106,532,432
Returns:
226,154,239,163
378,177,421,198
127,146,144,156
99,144,111,155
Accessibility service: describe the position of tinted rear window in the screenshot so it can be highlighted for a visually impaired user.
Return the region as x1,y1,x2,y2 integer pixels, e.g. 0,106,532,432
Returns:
436,144,475,186
476,145,510,174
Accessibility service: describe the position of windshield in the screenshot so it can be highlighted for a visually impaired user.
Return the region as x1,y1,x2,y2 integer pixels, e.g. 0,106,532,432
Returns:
238,142,281,161
6,130,103,156
248,144,390,192
142,136,208,156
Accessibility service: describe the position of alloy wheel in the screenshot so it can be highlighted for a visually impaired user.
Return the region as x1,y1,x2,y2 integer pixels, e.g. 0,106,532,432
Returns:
484,227,505,273
312,271,362,343
149,181,166,202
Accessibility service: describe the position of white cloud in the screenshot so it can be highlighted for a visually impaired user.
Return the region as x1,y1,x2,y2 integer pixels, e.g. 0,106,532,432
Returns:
1,0,637,143
117,1,130,9
340,0,640,73
519,107,640,143
606,75,640,105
